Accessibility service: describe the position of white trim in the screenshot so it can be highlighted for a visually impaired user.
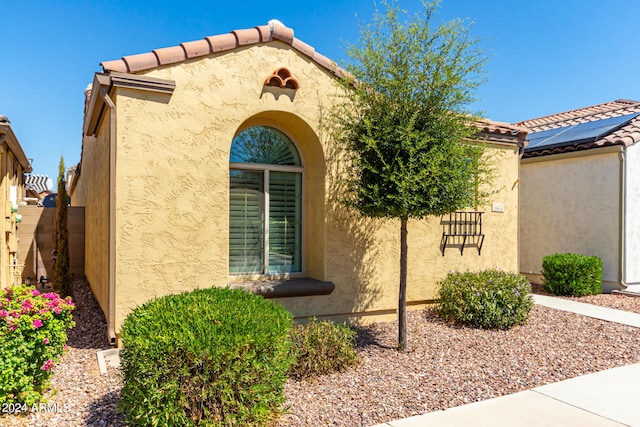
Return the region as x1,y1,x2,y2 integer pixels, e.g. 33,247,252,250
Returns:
229,125,305,276
229,162,303,173
263,169,270,273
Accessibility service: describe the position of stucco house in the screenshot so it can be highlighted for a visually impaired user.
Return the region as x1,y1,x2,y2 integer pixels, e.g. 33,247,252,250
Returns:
70,21,528,345
0,115,33,286
517,99,640,293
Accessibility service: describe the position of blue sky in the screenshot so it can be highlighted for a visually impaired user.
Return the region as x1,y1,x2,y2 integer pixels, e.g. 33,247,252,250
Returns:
1,0,638,186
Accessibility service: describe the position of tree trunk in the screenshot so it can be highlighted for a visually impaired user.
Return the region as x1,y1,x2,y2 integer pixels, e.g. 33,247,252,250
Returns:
398,217,408,351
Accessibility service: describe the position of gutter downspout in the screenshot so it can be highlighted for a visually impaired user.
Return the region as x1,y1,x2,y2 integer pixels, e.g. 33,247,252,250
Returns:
100,87,117,346
619,147,627,290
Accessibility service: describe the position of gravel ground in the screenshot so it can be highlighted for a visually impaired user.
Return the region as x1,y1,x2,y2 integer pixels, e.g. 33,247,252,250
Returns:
3,280,640,427
1,279,123,427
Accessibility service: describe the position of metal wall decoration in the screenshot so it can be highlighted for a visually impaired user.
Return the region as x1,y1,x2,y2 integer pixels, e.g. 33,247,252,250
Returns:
440,211,485,256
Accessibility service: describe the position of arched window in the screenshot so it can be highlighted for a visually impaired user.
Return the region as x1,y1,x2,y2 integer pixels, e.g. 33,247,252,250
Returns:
229,126,302,274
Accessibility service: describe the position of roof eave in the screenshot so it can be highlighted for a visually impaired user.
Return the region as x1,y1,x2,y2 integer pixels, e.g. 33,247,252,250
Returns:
523,139,628,159
99,21,344,79
474,119,530,148
84,72,176,136
0,123,33,173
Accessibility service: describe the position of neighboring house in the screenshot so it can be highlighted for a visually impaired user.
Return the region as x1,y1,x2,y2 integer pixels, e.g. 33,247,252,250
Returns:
69,21,528,345
517,99,640,293
0,115,33,286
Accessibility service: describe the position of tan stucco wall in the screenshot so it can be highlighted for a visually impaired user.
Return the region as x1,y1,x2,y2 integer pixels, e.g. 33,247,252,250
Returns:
80,41,521,334
282,143,521,322
109,43,339,330
71,127,110,314
1,149,27,287
17,206,85,283
519,150,621,290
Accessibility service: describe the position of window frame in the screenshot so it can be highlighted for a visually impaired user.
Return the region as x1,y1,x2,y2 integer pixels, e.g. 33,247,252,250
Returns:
229,127,304,278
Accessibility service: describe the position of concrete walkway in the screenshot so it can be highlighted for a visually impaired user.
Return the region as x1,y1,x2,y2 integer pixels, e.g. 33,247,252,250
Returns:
533,294,640,328
371,295,640,427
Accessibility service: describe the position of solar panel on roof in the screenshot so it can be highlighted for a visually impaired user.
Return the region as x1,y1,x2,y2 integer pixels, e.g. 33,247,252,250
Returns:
526,125,573,150
525,112,640,152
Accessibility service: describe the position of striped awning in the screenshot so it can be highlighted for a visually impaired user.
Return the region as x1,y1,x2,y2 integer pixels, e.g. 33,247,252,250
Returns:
25,174,52,194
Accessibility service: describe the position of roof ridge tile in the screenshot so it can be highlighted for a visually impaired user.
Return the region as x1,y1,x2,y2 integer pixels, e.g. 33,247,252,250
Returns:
291,38,315,57
181,39,211,59
99,21,343,77
123,52,159,73
254,25,271,42
153,45,187,67
231,28,262,46
206,33,237,52
270,21,294,44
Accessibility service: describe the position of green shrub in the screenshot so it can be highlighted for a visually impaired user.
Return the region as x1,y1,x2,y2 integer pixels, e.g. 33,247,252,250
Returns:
436,269,534,329
288,318,360,380
0,284,75,405
53,155,71,298
542,253,603,296
118,287,294,427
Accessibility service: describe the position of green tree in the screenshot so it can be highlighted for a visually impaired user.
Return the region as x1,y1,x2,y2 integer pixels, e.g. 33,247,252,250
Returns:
53,156,71,297
334,0,491,350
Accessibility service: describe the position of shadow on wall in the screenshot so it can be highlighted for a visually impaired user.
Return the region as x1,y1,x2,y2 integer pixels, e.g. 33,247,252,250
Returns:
322,113,383,317
18,205,85,286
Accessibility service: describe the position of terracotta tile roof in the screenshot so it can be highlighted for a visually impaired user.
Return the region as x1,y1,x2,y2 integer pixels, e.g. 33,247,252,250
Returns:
516,99,640,157
100,20,341,77
476,119,529,141
99,20,526,143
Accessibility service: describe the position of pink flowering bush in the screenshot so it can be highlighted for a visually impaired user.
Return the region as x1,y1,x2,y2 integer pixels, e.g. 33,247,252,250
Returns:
0,284,75,405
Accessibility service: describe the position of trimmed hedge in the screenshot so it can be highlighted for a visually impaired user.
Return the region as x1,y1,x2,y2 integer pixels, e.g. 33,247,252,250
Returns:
118,287,294,427
289,318,360,380
436,269,534,329
542,253,603,296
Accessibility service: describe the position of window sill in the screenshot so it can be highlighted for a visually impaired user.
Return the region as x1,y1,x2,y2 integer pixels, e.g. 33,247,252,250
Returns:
229,277,335,299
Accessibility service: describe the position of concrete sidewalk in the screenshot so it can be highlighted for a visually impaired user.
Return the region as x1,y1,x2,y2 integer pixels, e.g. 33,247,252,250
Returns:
533,294,640,328
371,295,640,427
